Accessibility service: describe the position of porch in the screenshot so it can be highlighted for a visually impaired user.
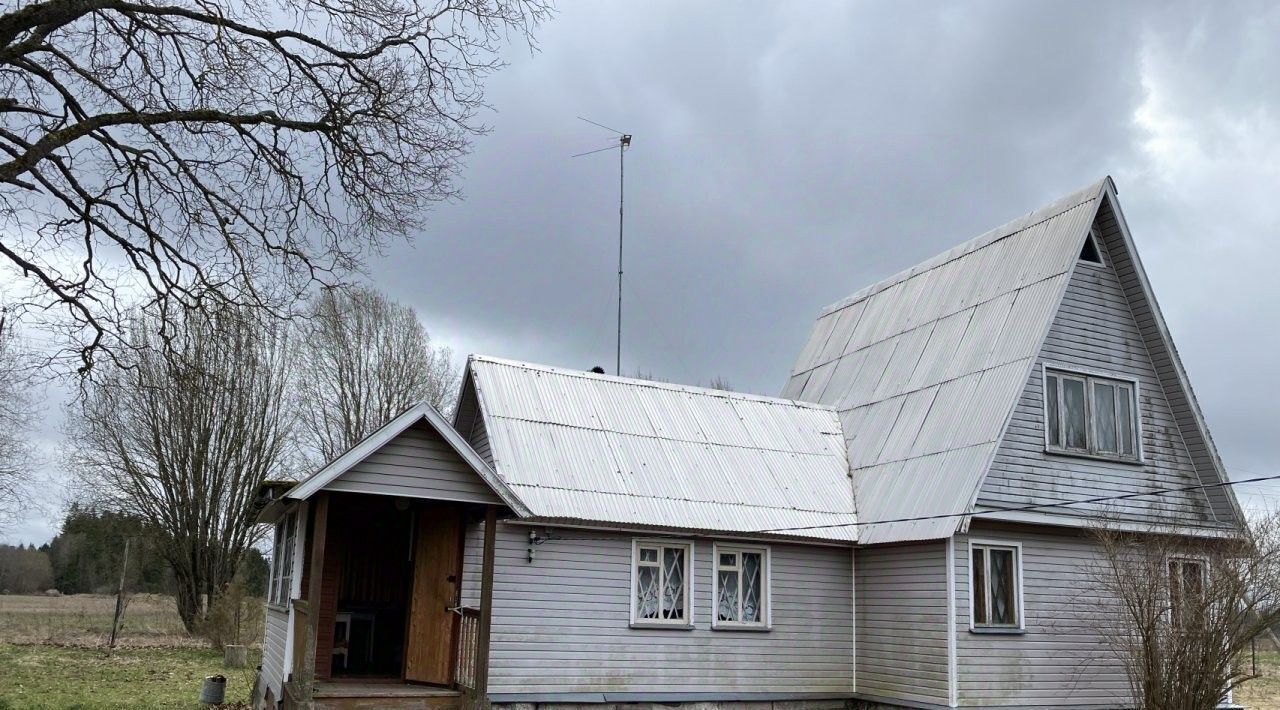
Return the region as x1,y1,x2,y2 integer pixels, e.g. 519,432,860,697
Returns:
281,491,498,710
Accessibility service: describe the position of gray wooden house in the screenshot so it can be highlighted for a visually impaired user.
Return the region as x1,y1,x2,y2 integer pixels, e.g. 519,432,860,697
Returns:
254,177,1245,710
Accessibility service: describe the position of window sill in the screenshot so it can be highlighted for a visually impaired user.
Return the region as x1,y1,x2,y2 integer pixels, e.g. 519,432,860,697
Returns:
969,626,1026,635
266,602,289,613
1044,447,1143,466
711,624,771,632
629,622,694,631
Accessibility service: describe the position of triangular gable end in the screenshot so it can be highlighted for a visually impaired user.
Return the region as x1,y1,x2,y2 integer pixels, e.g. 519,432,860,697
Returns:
288,402,529,515
970,185,1243,531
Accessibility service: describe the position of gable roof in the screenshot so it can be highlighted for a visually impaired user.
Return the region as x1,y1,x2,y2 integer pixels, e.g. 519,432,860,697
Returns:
783,178,1242,544
466,355,857,542
287,401,530,515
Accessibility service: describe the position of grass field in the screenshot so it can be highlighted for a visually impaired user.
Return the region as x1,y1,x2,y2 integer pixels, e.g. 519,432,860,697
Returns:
0,643,258,709
1237,651,1280,709
0,594,261,708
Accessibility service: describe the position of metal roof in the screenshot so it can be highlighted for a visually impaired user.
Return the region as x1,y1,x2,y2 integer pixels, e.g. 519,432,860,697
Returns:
783,179,1108,544
468,356,857,542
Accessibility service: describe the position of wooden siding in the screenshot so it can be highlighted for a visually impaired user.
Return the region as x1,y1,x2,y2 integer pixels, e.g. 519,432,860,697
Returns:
322,421,502,505
855,541,950,707
954,523,1129,707
461,521,853,697
261,606,290,698
977,208,1218,526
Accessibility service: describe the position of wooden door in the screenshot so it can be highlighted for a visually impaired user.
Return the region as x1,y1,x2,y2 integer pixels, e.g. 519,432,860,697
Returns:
405,507,463,685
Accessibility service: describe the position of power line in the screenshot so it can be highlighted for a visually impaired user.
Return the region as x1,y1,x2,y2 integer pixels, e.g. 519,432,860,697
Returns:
757,471,1280,534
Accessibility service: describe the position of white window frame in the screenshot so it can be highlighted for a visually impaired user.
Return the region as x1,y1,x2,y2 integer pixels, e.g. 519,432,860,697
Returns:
711,543,771,630
268,510,297,609
967,539,1025,632
1079,226,1106,267
1167,554,1210,630
629,538,694,628
1042,365,1143,463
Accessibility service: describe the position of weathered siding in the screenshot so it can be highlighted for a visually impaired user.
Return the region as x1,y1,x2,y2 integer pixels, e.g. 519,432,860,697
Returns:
954,523,1127,707
854,541,950,707
261,606,290,699
977,212,1217,526
322,421,502,505
463,521,854,698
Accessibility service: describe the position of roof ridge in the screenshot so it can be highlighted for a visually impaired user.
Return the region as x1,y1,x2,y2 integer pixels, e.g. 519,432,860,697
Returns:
470,354,839,411
817,178,1108,318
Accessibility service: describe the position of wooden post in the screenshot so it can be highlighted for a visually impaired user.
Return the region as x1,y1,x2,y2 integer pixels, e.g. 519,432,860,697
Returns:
108,537,131,648
299,493,329,706
473,506,497,708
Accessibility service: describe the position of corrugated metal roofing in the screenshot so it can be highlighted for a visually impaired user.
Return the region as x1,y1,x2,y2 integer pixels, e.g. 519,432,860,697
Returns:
469,356,857,542
783,179,1108,544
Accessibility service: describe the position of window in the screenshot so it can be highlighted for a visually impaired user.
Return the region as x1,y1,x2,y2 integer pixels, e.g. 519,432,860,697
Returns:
970,542,1022,629
713,545,769,629
631,540,692,626
1044,368,1139,460
1169,557,1207,630
269,511,297,607
1080,227,1104,264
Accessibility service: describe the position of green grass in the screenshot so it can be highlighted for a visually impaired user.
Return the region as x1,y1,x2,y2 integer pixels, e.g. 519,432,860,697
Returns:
0,643,259,709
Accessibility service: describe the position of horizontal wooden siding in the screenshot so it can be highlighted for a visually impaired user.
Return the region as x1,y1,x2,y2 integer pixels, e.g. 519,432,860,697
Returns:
462,521,853,696
322,421,501,505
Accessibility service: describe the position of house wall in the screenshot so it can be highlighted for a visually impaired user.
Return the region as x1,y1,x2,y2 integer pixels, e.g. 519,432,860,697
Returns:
462,520,855,700
977,209,1218,527
954,522,1128,708
260,606,290,700
854,540,950,708
322,421,502,505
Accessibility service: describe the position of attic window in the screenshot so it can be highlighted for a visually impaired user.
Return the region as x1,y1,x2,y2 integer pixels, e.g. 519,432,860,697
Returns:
1044,368,1140,461
1080,228,1104,265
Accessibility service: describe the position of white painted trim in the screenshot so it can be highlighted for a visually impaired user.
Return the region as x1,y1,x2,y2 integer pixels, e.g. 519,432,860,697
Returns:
967,537,1025,631
1078,226,1107,268
1101,182,1245,527
629,538,695,628
1041,363,1144,463
285,400,529,516
850,547,857,693
281,500,308,679
958,181,1109,534
710,542,771,630
970,508,1241,538
946,536,958,707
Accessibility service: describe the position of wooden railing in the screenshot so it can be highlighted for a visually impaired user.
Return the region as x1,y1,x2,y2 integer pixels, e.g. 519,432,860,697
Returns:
453,605,481,690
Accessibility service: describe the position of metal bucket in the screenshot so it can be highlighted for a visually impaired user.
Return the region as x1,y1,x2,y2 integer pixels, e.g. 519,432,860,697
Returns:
199,675,226,705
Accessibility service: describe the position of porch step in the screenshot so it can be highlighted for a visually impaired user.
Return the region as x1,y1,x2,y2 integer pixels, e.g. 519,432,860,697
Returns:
313,682,462,710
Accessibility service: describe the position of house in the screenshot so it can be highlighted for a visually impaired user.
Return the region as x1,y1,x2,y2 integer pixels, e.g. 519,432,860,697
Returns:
253,177,1245,710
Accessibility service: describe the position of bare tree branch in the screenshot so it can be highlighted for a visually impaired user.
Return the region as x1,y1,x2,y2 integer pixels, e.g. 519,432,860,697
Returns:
0,0,550,374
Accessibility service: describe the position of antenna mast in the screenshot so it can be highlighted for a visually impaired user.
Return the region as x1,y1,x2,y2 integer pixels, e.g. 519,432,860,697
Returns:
573,118,632,375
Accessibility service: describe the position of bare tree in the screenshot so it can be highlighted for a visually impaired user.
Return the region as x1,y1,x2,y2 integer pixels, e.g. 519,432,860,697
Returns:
1089,514,1280,709
0,0,548,374
0,316,35,532
68,307,290,631
296,286,457,464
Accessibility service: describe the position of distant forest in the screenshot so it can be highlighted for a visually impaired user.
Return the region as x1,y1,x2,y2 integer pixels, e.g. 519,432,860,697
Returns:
0,505,268,596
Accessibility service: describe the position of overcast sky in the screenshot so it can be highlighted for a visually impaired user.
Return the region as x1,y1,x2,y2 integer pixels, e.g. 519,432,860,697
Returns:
7,0,1280,543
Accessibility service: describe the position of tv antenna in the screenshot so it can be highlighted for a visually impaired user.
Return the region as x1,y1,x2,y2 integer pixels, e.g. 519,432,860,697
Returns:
573,116,632,376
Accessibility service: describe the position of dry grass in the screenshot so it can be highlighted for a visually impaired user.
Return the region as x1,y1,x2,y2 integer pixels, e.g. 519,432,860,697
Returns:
1237,651,1280,710
0,593,261,648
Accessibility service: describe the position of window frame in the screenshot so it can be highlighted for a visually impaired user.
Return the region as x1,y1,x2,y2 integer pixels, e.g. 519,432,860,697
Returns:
1042,365,1143,463
711,543,772,631
968,539,1025,633
1079,226,1106,267
629,538,695,629
268,510,297,609
1167,554,1210,631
